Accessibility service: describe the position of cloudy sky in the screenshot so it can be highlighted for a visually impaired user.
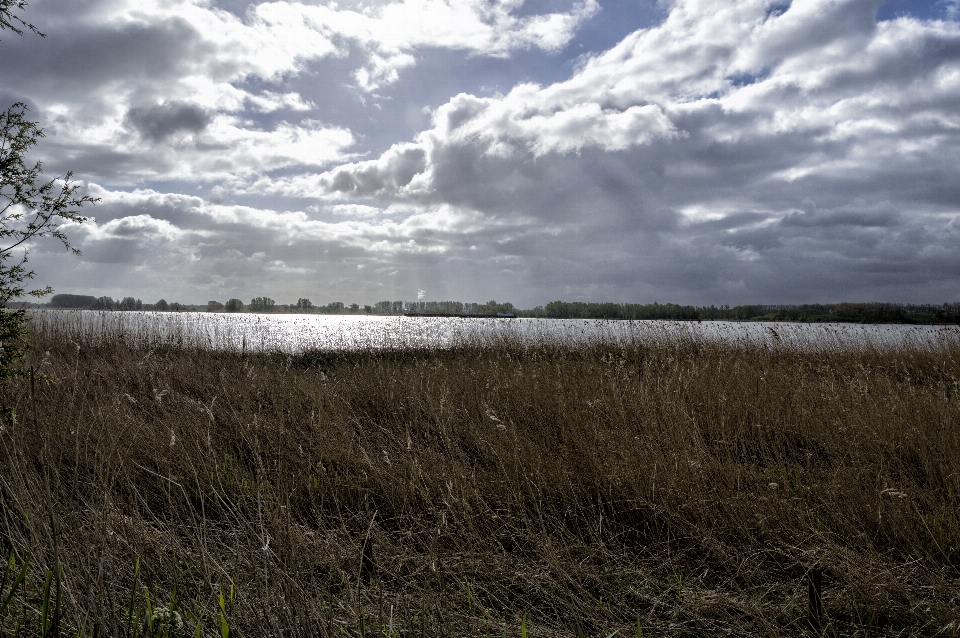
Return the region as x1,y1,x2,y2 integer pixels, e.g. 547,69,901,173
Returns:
2,0,959,306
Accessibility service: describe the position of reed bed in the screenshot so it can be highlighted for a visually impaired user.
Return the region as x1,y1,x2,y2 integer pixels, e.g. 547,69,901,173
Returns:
1,312,958,637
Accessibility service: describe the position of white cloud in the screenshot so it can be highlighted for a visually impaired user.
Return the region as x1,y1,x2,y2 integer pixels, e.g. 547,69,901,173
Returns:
79,186,534,257
257,88,680,199
7,0,598,186
95,215,186,242
98,0,598,91
329,204,385,218
432,92,680,156
288,0,960,211
246,91,316,113
250,142,428,198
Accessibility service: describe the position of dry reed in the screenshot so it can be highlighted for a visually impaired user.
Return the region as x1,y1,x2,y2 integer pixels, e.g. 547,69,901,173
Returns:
1,312,958,637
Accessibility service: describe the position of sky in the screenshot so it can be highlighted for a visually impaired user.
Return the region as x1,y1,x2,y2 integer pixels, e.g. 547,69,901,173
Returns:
2,0,959,307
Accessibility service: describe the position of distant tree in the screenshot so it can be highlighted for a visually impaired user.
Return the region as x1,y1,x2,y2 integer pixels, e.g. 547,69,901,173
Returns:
118,296,141,311
363,304,372,314
249,296,275,313
224,298,244,312
474,300,515,315
49,293,96,309
155,299,169,311
169,302,184,312
205,300,222,312
295,297,312,312
91,296,115,310
348,303,359,312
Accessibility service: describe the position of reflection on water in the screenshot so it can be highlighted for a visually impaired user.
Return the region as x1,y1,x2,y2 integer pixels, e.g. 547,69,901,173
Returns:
28,310,960,352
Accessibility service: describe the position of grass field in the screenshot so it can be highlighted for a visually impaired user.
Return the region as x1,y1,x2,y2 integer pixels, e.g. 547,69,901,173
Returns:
1,313,959,636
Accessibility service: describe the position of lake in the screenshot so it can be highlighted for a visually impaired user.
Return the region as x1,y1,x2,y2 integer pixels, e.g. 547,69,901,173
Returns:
28,310,960,352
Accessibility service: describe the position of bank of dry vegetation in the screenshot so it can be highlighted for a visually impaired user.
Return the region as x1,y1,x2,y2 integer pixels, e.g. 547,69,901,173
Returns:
1,314,959,636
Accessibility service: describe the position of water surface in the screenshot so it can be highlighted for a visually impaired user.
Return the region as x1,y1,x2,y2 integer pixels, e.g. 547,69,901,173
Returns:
31,310,960,352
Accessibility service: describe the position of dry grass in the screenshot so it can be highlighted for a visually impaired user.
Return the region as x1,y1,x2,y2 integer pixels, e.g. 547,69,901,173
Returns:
1,312,959,637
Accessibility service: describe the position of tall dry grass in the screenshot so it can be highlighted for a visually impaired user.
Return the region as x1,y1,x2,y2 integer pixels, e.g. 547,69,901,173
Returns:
1,313,959,636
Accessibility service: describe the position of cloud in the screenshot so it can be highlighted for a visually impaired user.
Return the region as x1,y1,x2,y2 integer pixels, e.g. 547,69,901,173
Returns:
318,144,429,196
780,201,902,228
246,91,315,113
0,0,597,186
949,1,960,20
328,204,386,219
126,101,213,141
9,0,960,305
248,0,960,302
29,184,551,301
13,0,597,93
258,88,680,201
33,113,357,185
429,90,681,156
330,0,600,89
96,214,185,241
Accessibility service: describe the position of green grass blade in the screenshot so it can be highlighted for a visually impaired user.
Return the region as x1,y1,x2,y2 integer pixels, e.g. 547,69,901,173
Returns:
0,556,28,620
218,592,229,638
40,569,53,638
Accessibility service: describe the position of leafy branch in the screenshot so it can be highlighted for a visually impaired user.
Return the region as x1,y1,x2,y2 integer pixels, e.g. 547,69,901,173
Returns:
0,102,97,306
0,0,43,37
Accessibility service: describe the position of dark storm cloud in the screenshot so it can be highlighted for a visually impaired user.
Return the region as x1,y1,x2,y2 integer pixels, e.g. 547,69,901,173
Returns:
126,102,213,141
0,17,201,96
780,203,901,228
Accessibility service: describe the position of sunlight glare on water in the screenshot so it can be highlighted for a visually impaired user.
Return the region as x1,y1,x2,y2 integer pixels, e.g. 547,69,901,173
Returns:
29,310,960,352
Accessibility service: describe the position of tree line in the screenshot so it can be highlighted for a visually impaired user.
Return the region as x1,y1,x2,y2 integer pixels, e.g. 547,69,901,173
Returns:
48,294,185,312
44,296,521,316
48,295,391,314
518,301,960,324
204,298,366,314
42,295,960,323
